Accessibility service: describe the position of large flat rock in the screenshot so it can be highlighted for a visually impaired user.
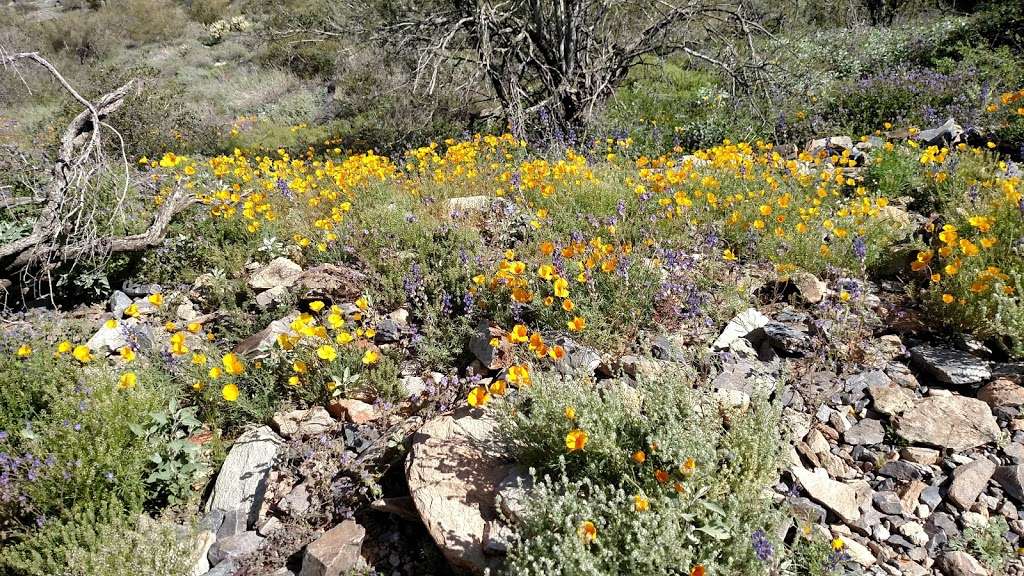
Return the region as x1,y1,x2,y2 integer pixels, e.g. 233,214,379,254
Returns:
406,408,522,574
896,395,999,451
207,426,283,528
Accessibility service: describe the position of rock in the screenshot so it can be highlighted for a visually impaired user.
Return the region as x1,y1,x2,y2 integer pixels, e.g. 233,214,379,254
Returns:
374,318,404,343
295,264,366,302
256,285,290,309
446,195,492,213
176,300,198,322
868,380,917,416
763,322,812,356
900,446,941,466
406,407,522,574
299,520,367,576
271,407,334,438
938,550,987,576
328,399,379,424
248,257,302,290
189,530,216,576
916,118,964,148
978,378,1024,408
712,358,779,399
496,470,533,525
897,396,1000,450
279,482,311,516
842,537,876,567
807,135,855,156
949,458,997,509
791,272,827,304
844,418,885,446
232,312,300,359
208,531,263,565
215,507,246,540
921,485,943,510
873,491,904,515
789,496,827,525
712,308,770,350
552,336,601,377
200,559,239,576
468,321,513,371
910,345,990,385
109,290,132,316
879,460,927,482
994,465,1024,504
899,522,929,546
790,465,864,524
206,426,283,528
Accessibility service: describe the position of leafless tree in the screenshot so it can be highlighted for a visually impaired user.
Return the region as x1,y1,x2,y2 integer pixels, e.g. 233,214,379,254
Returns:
0,49,195,301
338,0,776,138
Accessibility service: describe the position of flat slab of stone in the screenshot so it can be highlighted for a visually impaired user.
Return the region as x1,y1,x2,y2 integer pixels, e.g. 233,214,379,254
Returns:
299,520,366,576
790,465,865,524
712,308,770,350
909,345,990,385
249,257,302,290
207,426,283,528
896,395,999,451
948,458,996,509
406,408,523,574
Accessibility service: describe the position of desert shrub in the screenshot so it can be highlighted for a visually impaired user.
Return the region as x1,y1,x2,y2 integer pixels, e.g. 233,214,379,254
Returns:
497,369,784,575
188,0,232,25
950,516,1015,574
0,342,191,572
827,66,987,134
782,531,857,576
2,500,195,576
599,63,762,154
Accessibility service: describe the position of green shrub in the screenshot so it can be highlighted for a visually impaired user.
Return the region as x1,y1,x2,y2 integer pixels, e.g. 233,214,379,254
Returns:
188,0,232,25
2,501,195,576
950,516,1015,574
497,369,785,575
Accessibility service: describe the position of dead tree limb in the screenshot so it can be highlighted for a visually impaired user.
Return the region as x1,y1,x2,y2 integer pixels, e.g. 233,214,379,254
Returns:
0,50,194,291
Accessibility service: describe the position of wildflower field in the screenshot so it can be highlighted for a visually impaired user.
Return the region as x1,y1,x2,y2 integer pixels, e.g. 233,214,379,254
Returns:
3,1,1024,576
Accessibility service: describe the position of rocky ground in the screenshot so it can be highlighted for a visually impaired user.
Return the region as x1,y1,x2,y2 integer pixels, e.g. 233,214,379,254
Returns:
16,119,1024,576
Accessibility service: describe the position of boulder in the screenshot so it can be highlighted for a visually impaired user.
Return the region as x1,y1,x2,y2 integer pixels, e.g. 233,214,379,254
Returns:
206,426,283,528
993,465,1024,504
763,322,812,356
446,195,492,214
909,345,990,385
271,407,334,439
867,380,916,416
977,378,1024,408
791,272,827,304
299,520,366,576
712,308,770,350
948,458,997,509
256,285,290,309
938,550,987,576
790,465,865,524
208,531,263,565
406,408,523,574
916,118,964,148
843,418,885,446
248,257,302,290
896,396,1000,450
328,399,379,424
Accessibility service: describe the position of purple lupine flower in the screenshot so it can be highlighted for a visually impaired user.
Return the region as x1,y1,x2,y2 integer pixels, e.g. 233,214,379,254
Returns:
751,529,774,561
